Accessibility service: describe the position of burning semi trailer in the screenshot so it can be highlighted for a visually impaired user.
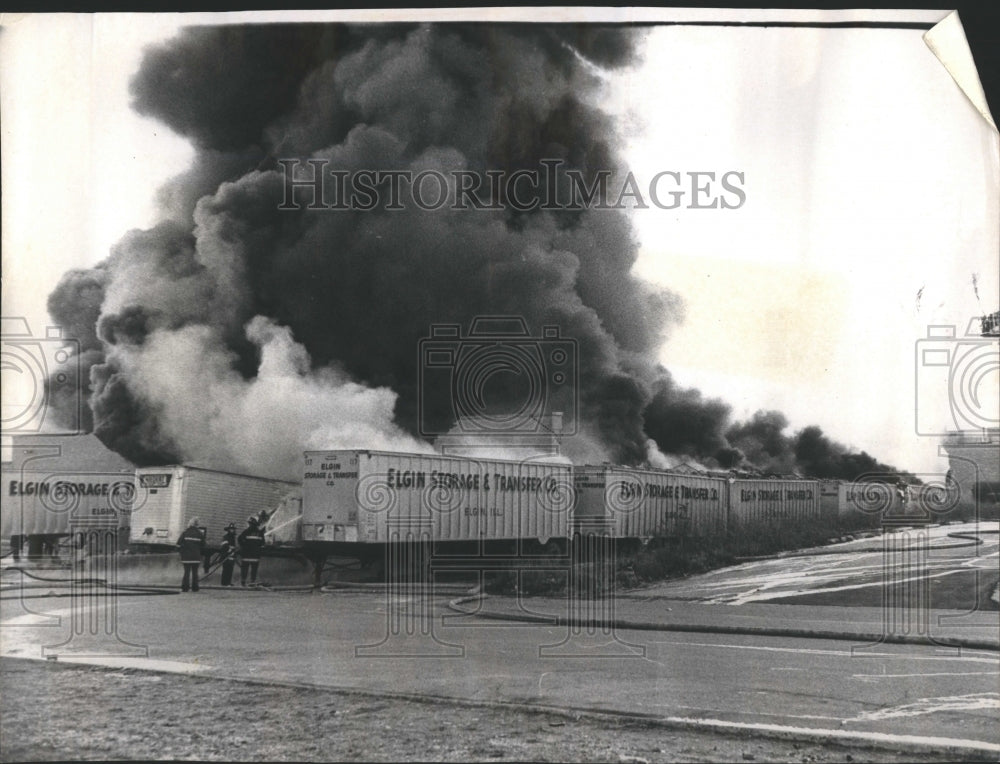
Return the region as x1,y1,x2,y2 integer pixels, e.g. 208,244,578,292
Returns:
301,449,574,579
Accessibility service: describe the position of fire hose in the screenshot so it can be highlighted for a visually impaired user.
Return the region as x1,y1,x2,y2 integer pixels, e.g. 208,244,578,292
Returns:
0,566,178,598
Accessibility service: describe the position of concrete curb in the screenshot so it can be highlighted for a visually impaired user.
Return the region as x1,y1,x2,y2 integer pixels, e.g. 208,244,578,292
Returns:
447,595,1000,652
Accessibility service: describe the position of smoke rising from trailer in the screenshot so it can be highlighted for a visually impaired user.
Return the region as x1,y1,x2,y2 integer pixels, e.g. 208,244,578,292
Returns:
118,316,427,479
45,22,902,481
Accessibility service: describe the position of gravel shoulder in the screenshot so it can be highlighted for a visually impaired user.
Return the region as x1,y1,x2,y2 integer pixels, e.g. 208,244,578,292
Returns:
0,658,976,763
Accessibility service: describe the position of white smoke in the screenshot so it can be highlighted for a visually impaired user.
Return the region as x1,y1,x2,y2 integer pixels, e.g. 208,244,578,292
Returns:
644,438,671,469
116,315,430,480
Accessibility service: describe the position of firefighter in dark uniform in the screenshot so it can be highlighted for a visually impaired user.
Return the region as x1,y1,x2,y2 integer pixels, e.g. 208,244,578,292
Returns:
238,516,265,586
219,523,238,587
177,517,207,593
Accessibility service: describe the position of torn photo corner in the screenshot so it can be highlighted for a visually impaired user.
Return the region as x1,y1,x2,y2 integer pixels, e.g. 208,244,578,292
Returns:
924,9,997,133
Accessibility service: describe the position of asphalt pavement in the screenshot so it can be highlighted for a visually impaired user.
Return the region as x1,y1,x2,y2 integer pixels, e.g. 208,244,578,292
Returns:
1,522,997,757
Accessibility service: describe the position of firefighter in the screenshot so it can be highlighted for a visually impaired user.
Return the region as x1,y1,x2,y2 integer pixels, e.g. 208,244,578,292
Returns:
219,523,238,587
896,480,909,507
238,515,265,586
177,517,207,593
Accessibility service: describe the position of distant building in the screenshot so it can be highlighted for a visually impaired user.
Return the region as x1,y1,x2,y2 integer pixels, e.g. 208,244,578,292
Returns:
937,312,1000,518
941,428,1000,518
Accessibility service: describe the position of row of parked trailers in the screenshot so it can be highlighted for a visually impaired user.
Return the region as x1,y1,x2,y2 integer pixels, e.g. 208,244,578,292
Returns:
298,450,834,557
5,448,918,559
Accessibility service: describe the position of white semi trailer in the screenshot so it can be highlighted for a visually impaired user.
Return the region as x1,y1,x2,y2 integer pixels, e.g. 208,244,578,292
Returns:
129,465,300,550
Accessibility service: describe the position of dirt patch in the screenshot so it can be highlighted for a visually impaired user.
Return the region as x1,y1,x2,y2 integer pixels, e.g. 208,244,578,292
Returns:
0,658,980,763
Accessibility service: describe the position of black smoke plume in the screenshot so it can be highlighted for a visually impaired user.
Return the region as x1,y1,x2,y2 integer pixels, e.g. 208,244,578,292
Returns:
45,22,901,482
793,426,901,482
726,410,795,475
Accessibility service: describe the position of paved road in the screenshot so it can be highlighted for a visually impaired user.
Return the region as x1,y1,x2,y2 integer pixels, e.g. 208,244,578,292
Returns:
2,587,997,754
1,522,997,755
